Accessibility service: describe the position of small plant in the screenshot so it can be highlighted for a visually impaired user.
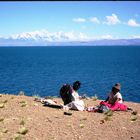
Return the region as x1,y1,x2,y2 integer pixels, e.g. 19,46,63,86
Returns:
104,116,112,121
20,101,27,107
104,110,113,116
18,91,25,96
19,101,26,104
131,116,137,121
92,94,98,101
131,111,138,115
80,117,87,121
32,94,40,99
20,120,25,125
14,134,22,140
0,118,4,122
66,123,71,127
20,103,27,107
18,127,28,135
45,96,53,99
0,103,5,108
2,129,8,133
100,119,105,124
79,124,84,128
3,100,8,103
11,96,14,99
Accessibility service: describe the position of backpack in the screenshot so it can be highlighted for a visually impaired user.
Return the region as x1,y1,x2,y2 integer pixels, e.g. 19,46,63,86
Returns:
60,84,72,105
97,104,110,113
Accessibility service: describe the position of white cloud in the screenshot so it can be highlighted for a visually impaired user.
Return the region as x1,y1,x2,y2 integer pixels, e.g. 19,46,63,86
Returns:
90,17,100,24
100,34,113,39
132,35,140,39
73,18,86,22
104,14,121,25
128,19,140,27
89,34,114,40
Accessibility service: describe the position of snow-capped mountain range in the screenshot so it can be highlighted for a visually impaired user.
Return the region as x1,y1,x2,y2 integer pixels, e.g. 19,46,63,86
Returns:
0,30,140,46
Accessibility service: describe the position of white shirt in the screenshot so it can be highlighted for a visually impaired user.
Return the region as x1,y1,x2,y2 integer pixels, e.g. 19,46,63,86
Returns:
108,91,123,104
67,90,85,111
71,90,80,101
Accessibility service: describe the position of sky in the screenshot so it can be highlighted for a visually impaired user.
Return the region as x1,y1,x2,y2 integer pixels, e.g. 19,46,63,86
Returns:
0,1,140,40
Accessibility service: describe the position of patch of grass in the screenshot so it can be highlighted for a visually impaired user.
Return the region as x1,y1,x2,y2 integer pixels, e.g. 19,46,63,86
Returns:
18,91,25,96
104,116,112,121
32,94,40,99
103,110,113,121
33,103,38,106
20,120,25,125
131,111,138,115
66,123,72,127
100,119,105,124
79,124,84,128
44,96,54,99
92,94,98,101
20,101,27,107
104,110,113,116
2,129,8,133
11,96,14,99
3,100,8,103
19,101,26,104
18,127,28,135
14,134,22,140
20,103,27,107
0,103,5,108
0,118,4,122
80,117,87,121
131,115,137,121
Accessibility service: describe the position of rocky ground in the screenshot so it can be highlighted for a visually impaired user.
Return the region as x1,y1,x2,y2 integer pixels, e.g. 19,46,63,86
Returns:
0,94,140,140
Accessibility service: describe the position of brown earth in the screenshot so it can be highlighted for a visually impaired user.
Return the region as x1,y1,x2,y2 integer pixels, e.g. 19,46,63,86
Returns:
0,94,140,140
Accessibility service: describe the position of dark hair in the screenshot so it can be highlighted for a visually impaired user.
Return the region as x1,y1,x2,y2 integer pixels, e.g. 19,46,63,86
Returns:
112,87,120,92
60,84,72,105
73,81,81,91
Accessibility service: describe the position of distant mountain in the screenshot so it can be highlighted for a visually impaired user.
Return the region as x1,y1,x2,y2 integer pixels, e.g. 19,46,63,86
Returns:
79,39,140,46
0,36,140,46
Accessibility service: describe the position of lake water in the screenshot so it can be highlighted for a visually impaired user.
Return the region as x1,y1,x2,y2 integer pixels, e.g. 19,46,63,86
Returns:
0,46,140,102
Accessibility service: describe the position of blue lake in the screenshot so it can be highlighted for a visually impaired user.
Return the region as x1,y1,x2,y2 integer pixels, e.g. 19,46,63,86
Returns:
0,46,140,102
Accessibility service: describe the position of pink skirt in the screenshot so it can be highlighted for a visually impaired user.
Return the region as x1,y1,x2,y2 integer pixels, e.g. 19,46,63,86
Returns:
100,101,127,111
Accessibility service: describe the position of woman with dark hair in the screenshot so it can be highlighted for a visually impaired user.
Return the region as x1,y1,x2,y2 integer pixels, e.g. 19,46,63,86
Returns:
63,81,85,111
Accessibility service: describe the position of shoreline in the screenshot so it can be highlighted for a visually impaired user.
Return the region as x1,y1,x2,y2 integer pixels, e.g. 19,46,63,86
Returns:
1,93,140,104
0,94,140,140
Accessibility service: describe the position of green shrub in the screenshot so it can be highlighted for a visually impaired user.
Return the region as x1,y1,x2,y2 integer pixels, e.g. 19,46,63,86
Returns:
2,129,8,133
92,94,98,101
18,127,28,135
20,103,27,107
131,116,137,121
104,110,113,116
3,100,8,103
20,120,25,125
0,103,5,108
18,91,25,96
0,118,4,122
79,124,84,128
14,134,22,140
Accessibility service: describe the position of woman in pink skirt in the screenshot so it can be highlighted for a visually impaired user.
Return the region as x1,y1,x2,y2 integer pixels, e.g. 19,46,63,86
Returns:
100,83,128,111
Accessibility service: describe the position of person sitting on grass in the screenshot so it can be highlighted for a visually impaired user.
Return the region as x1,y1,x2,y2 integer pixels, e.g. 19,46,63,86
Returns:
100,83,128,111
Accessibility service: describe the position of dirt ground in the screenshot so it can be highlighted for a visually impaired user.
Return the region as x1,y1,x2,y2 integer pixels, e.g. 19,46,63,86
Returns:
0,94,140,140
